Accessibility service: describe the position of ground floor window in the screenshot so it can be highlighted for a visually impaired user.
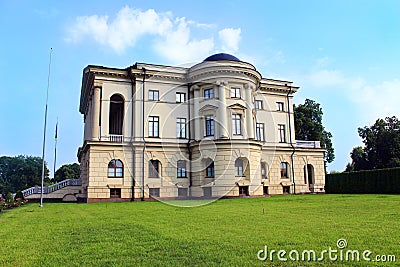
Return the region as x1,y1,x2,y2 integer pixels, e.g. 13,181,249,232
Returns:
238,186,249,196
283,186,290,194
263,186,269,195
178,188,188,198
149,188,160,198
110,188,121,198
203,187,212,198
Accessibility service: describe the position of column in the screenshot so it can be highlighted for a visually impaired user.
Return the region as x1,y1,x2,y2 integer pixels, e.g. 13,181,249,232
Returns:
217,80,229,138
191,85,201,140
245,83,255,139
91,85,101,141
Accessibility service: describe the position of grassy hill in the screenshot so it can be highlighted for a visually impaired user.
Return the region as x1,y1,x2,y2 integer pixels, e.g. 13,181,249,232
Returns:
1,195,399,266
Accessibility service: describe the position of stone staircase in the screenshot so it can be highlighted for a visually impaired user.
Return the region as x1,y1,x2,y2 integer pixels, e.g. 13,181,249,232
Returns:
22,178,83,202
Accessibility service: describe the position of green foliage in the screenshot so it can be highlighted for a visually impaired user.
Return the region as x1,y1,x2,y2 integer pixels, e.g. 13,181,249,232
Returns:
55,163,80,182
326,167,400,193
347,116,400,171
0,155,50,194
294,99,335,163
1,196,400,266
14,190,24,201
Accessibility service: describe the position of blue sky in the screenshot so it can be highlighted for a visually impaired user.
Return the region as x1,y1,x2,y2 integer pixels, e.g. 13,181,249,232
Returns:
1,1,399,175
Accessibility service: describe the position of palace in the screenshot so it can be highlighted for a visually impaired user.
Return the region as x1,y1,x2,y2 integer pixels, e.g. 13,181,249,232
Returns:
77,53,325,202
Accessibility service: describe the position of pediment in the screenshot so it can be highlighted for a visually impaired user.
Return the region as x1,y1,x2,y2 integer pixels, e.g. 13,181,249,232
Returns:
227,103,247,110
199,104,218,112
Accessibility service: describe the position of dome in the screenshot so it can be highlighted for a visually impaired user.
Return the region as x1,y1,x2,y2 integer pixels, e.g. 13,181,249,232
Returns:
203,53,240,62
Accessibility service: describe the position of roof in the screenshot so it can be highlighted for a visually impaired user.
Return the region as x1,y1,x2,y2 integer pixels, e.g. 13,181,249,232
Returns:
203,53,241,62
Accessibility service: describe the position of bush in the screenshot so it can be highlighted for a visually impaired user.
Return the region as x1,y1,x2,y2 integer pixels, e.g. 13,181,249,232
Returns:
326,167,400,194
14,190,24,201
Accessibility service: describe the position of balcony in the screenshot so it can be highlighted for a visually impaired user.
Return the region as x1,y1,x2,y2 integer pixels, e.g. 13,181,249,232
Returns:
101,134,124,142
295,140,321,148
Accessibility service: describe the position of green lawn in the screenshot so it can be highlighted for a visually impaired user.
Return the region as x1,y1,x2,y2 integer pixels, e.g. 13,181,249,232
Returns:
0,195,399,266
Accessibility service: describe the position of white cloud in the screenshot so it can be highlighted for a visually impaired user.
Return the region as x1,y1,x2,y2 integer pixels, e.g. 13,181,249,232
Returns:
218,28,241,53
66,7,243,63
302,67,400,124
66,7,172,53
153,17,214,64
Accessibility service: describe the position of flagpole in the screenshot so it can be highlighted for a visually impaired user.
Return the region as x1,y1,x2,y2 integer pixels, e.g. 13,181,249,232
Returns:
40,48,52,208
53,118,58,184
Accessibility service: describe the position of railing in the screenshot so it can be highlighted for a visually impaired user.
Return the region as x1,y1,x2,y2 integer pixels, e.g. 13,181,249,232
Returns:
21,178,82,197
100,135,124,142
296,140,321,148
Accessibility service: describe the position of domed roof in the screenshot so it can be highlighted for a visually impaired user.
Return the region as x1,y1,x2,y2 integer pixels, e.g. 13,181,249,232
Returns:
203,53,240,62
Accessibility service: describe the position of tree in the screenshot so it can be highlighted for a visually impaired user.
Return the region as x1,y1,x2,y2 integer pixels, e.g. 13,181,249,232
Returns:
0,155,50,194
55,163,80,182
348,116,400,170
294,99,335,163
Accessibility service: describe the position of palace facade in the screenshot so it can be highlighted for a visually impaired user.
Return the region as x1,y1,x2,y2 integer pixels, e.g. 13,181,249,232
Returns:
77,53,325,202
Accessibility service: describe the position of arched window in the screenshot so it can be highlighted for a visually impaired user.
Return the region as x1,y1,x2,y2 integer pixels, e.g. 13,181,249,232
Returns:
280,162,289,178
149,160,160,178
235,158,244,177
261,161,267,180
307,164,314,185
108,159,123,178
205,159,215,178
109,94,124,135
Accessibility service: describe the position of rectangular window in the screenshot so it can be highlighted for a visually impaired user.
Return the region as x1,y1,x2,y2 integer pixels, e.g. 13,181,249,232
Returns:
176,92,186,103
256,123,265,141
176,118,186,138
203,187,212,198
255,100,263,110
149,90,159,101
178,188,188,197
277,102,284,111
149,188,160,197
278,124,286,143
205,160,215,178
148,116,159,137
232,114,242,135
205,115,215,136
230,88,241,98
149,160,160,178
177,160,187,178
110,188,121,198
204,88,214,99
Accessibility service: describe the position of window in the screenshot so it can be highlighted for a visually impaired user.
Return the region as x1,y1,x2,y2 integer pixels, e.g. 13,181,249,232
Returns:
176,92,186,103
178,188,188,197
235,158,244,177
149,188,160,198
261,162,267,180
109,94,124,135
108,159,123,178
203,187,212,198
176,118,186,138
232,114,242,135
148,90,159,101
278,124,286,143
238,186,249,196
204,88,214,99
283,186,290,194
110,188,121,198
280,162,289,178
148,116,159,137
277,102,284,111
149,160,160,178
230,88,241,98
205,115,214,136
256,123,265,141
177,160,187,178
263,186,269,195
255,100,263,110
205,159,215,178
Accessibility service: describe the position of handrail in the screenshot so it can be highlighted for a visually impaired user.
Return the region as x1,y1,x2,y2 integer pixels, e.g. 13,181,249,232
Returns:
21,178,82,197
